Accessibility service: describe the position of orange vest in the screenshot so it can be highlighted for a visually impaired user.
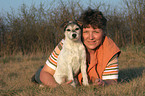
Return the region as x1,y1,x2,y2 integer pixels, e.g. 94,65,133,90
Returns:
78,36,121,84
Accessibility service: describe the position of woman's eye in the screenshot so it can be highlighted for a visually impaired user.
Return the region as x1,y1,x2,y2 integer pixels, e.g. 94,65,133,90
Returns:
67,29,71,31
94,31,99,33
83,31,88,33
75,28,79,30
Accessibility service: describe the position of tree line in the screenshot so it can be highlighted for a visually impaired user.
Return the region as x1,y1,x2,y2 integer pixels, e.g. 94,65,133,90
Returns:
0,0,144,56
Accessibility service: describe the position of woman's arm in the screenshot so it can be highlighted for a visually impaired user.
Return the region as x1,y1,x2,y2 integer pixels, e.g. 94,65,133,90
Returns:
40,64,58,87
93,56,119,86
40,64,73,87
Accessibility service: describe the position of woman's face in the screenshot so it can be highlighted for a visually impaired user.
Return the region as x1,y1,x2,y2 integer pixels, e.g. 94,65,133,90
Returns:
82,25,104,50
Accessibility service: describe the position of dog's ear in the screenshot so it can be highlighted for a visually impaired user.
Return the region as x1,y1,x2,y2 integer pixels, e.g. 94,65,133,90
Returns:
75,20,83,27
60,21,69,28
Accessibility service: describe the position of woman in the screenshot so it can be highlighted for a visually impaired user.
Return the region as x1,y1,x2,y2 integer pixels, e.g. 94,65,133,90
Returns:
32,8,121,87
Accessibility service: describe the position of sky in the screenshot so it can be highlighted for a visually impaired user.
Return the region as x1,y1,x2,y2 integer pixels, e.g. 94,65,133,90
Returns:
0,0,124,15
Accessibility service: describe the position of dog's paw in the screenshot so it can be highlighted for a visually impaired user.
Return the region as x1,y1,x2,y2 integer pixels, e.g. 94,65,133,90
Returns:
82,82,89,86
70,81,76,87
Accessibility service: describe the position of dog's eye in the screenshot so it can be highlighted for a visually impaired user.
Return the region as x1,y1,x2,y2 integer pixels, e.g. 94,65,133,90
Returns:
67,29,71,31
75,28,79,30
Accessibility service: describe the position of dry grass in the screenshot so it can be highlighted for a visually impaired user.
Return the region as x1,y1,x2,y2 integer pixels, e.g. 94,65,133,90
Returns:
0,45,145,96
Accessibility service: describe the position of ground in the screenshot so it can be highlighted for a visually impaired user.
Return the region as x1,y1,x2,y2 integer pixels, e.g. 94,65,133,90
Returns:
0,45,145,96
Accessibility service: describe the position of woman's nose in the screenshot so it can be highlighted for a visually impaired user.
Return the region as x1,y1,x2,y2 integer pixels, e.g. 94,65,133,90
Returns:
89,32,94,40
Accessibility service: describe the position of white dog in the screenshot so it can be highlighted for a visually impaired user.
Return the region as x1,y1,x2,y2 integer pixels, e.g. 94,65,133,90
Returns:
53,21,89,87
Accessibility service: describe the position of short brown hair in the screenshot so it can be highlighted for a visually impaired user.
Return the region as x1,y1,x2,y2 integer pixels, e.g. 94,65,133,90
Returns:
79,8,107,30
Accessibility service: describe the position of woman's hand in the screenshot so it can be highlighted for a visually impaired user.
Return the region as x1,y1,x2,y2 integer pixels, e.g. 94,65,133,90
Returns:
93,78,105,86
93,78,117,86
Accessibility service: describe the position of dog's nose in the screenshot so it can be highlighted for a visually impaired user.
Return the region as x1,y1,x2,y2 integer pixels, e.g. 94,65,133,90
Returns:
72,34,77,38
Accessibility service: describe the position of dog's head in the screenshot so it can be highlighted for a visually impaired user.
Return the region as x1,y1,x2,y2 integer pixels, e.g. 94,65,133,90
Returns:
61,21,82,41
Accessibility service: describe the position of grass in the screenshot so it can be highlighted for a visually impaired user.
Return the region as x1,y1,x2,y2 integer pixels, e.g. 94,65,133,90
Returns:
0,45,145,96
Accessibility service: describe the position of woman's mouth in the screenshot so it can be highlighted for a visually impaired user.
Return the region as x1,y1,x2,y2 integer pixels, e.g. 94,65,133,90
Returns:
87,41,96,44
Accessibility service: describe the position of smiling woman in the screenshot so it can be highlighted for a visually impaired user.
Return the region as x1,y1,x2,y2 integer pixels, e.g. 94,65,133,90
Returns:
77,8,121,85
83,26,104,50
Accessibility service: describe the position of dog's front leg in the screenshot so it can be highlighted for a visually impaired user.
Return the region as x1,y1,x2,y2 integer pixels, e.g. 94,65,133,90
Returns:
81,62,89,86
68,64,76,87
54,71,66,84
81,54,89,86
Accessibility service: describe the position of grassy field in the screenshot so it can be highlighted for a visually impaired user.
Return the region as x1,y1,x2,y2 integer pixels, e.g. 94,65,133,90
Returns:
0,45,145,96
